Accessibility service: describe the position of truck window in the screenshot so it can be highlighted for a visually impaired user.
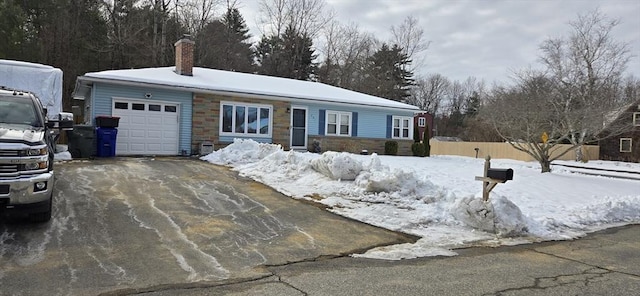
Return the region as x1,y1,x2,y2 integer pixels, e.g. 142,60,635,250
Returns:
0,96,41,127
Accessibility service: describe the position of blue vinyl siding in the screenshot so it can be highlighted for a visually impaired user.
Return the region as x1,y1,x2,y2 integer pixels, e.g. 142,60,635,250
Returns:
305,104,414,139
91,83,193,154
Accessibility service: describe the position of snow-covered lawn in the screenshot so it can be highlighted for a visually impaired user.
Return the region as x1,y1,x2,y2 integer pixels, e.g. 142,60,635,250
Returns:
210,139,635,259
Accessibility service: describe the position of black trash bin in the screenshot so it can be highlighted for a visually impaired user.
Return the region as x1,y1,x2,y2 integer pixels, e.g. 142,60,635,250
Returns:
96,127,118,157
66,125,96,159
95,116,120,128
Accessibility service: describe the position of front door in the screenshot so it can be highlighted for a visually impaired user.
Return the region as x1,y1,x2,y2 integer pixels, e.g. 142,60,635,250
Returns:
290,106,307,150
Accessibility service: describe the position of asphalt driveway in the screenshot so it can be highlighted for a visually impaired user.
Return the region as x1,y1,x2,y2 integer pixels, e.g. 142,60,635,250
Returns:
0,158,411,295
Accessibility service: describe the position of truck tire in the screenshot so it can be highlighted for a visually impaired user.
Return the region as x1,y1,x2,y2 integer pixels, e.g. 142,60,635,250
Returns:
29,193,52,223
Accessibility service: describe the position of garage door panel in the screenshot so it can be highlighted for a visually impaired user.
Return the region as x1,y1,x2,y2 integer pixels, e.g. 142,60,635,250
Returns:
130,117,147,125
112,100,179,155
130,129,146,138
147,116,163,125
147,130,162,138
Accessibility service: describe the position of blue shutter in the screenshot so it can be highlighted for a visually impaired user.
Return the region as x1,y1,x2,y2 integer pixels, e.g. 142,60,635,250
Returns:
386,115,392,138
352,112,358,137
319,109,326,135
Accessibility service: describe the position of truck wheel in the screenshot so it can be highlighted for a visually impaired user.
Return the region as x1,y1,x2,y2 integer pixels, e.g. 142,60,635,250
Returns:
29,193,52,223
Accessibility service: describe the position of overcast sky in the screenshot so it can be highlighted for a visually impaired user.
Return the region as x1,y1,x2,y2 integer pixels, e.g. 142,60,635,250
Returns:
237,0,639,84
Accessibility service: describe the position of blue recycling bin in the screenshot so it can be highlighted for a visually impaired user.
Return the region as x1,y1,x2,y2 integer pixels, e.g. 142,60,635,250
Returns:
96,127,118,157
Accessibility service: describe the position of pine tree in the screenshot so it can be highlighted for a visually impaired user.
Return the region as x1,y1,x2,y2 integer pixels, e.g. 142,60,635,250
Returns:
255,25,317,80
363,43,414,101
198,8,253,72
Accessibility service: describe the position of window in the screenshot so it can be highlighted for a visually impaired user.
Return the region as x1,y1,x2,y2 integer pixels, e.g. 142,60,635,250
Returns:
165,106,177,112
418,117,426,127
326,111,351,136
132,103,145,110
220,102,272,136
149,104,161,111
634,112,640,126
392,116,413,139
114,102,128,109
620,138,632,153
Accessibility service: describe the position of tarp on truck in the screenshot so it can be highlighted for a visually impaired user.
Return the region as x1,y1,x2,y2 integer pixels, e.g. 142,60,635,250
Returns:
0,59,63,119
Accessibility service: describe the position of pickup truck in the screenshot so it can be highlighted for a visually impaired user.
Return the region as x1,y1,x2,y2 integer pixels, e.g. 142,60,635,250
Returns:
0,87,72,222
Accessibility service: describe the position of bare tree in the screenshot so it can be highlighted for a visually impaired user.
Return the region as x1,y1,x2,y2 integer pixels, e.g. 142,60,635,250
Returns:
257,0,331,37
390,15,430,71
483,73,565,172
406,73,450,114
318,21,378,89
539,9,632,161
176,0,221,36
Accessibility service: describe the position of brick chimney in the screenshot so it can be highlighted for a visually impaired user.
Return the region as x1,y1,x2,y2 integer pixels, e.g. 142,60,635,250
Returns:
175,34,195,76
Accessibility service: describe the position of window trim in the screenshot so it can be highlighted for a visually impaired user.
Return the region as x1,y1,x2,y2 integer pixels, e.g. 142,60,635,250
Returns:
418,117,426,127
325,110,352,137
633,112,640,126
219,101,273,138
620,138,632,153
392,116,413,140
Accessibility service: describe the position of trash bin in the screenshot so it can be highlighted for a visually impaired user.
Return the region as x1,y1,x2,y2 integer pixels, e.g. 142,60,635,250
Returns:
95,116,120,128
66,125,96,159
96,127,118,157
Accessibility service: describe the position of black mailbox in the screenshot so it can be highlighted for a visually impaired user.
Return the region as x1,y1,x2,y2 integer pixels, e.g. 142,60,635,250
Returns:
487,168,513,182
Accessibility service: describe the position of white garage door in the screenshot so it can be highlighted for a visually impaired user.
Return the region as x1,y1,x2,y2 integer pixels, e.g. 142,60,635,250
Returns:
112,99,179,155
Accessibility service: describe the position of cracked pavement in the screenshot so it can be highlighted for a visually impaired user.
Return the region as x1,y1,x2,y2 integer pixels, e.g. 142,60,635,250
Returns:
0,158,411,295
135,224,640,295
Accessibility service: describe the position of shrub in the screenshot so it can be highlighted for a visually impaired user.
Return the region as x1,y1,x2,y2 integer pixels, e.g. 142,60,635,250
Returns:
412,142,426,157
384,141,398,155
423,124,431,157
413,122,420,143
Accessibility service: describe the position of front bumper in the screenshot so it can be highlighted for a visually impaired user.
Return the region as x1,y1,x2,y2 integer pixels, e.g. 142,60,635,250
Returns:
0,172,54,209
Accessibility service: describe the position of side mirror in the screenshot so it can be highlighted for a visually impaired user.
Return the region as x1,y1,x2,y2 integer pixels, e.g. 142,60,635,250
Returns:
47,112,74,130
58,112,74,130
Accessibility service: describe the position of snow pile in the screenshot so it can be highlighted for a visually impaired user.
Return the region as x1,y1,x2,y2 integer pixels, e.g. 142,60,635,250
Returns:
201,139,640,260
310,151,363,180
200,138,281,165
451,196,527,237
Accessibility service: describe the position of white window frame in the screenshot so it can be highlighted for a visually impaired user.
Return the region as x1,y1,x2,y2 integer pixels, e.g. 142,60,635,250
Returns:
633,112,640,126
325,111,352,136
392,116,413,140
620,138,632,153
418,117,426,127
220,101,273,137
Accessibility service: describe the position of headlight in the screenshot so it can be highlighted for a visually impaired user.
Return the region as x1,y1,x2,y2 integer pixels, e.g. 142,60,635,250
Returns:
27,148,48,156
24,161,48,170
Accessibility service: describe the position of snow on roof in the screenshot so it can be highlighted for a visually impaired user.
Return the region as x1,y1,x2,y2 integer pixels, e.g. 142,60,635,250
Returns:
82,67,419,111
0,59,56,70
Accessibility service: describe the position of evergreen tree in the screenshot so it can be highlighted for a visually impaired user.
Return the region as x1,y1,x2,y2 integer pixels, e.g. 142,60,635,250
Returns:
255,25,317,80
362,43,414,101
197,8,253,72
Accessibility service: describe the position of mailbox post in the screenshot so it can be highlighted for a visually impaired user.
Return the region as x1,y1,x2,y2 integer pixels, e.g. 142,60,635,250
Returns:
475,155,513,201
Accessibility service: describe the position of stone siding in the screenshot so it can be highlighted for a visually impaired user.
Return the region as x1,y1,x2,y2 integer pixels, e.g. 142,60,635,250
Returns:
308,136,414,156
191,94,291,154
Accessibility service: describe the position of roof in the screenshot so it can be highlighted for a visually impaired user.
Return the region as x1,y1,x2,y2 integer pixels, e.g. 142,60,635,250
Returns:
79,67,419,111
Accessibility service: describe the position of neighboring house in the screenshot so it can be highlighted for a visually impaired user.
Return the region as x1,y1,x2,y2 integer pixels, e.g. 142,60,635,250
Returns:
73,36,420,156
599,100,640,163
413,112,434,142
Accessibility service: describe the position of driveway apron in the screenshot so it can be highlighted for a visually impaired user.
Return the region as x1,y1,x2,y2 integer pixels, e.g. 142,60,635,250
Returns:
0,158,411,295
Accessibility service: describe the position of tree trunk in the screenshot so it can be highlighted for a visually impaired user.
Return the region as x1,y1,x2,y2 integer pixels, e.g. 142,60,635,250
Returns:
540,158,551,173
575,145,583,162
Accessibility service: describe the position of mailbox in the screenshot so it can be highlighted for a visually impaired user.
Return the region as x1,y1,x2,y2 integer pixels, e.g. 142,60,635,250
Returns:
487,168,513,182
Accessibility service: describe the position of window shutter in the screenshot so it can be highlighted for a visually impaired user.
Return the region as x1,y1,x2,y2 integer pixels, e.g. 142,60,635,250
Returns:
352,112,358,137
319,109,326,135
386,115,392,138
